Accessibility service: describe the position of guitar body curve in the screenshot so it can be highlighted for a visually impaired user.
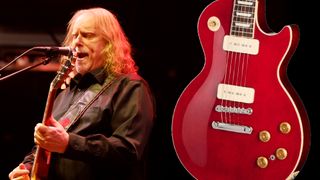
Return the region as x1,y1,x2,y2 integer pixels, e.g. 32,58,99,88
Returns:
171,0,310,179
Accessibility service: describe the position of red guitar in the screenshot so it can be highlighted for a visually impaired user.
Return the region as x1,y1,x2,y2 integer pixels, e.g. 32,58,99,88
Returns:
31,55,74,180
172,0,310,179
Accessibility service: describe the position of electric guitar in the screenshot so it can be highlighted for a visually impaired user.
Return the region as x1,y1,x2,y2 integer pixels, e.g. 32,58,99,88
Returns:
171,0,310,179
31,54,74,180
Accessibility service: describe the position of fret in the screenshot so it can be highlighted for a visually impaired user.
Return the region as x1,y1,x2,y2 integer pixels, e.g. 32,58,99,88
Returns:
232,27,254,31
230,29,252,37
231,30,253,38
234,8,254,15
233,17,254,22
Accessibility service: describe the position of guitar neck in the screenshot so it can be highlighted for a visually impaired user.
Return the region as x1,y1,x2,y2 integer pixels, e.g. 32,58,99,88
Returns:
230,0,257,38
42,87,58,125
31,56,74,180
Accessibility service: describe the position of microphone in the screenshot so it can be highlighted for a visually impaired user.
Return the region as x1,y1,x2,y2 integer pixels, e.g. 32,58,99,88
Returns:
33,46,73,56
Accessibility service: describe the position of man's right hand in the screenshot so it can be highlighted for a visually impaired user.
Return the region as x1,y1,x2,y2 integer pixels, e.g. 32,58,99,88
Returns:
8,163,30,180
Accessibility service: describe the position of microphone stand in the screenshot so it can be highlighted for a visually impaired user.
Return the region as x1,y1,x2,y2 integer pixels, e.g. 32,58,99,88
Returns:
0,47,56,81
0,57,53,81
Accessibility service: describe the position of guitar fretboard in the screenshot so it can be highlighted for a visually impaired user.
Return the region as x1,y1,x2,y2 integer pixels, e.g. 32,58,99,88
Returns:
231,0,256,38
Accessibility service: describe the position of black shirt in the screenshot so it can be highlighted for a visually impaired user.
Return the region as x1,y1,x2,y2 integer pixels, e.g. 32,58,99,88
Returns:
23,71,155,180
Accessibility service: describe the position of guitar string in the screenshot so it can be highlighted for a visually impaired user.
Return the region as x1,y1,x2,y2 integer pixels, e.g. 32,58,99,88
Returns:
220,0,236,125
238,0,250,125
221,43,231,124
236,0,254,126
224,0,239,125
240,0,255,125
220,0,255,126
235,2,243,125
235,0,245,125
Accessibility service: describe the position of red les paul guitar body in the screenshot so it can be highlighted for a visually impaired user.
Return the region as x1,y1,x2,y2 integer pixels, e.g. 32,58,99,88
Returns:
172,0,310,179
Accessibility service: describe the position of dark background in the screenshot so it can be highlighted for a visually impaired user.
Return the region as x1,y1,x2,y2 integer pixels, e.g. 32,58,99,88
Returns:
0,0,318,179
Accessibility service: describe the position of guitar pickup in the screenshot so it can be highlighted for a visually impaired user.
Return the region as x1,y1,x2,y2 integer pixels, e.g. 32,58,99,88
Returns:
223,35,259,55
217,83,255,104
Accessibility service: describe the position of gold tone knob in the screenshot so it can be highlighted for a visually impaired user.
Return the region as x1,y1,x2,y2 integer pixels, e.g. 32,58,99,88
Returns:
207,16,220,32
280,122,291,134
276,148,288,160
257,156,268,168
259,130,271,142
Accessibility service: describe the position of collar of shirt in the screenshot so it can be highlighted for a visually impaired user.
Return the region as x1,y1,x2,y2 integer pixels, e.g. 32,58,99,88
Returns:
70,68,107,90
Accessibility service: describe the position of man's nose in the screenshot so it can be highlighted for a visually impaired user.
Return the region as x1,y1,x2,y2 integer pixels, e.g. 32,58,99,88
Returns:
73,35,83,47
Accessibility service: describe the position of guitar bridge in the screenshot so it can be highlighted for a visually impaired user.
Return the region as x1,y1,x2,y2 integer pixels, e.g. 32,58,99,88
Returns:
212,121,253,134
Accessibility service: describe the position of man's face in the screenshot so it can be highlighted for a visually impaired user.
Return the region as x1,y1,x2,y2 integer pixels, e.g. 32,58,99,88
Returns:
71,14,107,75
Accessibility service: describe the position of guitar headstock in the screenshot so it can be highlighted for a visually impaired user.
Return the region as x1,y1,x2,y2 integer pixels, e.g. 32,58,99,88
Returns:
50,55,75,90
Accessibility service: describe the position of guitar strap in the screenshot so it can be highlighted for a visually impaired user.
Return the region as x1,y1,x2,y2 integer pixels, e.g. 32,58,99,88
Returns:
60,75,118,131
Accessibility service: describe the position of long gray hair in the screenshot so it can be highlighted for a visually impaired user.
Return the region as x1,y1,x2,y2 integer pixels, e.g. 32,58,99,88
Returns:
63,7,138,75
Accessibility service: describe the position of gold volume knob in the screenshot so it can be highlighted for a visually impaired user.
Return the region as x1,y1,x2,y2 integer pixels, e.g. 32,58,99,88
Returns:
279,122,291,134
257,156,268,168
207,16,220,32
259,130,271,142
276,148,288,160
